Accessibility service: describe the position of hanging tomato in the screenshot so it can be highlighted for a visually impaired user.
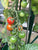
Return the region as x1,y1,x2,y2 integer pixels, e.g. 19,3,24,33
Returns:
21,1,27,8
19,33,25,38
7,24,13,31
19,11,25,17
7,17,15,25
1,0,8,9
10,36,17,43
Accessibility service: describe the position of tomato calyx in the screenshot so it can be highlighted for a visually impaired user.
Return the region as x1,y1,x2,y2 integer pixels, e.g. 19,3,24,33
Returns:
18,25,23,31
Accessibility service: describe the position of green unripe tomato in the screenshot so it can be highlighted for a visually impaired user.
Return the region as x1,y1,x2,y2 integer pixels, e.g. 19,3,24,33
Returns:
19,11,25,17
19,33,25,38
32,6,36,12
21,1,27,8
21,41,25,46
9,45,15,50
10,36,17,43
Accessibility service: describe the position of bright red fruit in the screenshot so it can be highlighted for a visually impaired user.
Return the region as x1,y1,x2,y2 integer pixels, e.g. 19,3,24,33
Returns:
7,17,15,25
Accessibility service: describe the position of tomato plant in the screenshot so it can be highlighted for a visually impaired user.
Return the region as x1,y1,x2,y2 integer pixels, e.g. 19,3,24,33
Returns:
1,0,27,50
7,24,13,31
7,17,15,25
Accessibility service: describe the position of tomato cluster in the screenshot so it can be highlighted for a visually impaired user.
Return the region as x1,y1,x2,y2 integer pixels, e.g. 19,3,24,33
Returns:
6,0,28,50
7,17,15,31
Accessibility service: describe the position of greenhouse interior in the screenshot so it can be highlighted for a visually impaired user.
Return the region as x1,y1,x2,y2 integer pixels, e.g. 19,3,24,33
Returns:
0,0,38,50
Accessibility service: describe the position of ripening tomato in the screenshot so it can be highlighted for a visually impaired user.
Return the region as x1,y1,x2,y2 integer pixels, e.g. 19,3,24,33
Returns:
10,36,17,43
7,24,13,31
18,25,23,31
19,33,25,38
7,17,15,25
21,1,27,8
19,11,25,17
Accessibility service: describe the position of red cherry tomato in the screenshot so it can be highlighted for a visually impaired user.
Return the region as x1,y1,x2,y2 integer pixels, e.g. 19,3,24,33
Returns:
7,24,13,31
7,17,15,25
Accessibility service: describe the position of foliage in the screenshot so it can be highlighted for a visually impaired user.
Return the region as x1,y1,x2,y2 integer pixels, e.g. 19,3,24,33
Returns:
25,44,38,50
31,0,38,15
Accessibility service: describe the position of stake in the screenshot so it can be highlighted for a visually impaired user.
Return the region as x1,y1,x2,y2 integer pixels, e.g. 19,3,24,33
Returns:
19,0,22,10
16,0,18,10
